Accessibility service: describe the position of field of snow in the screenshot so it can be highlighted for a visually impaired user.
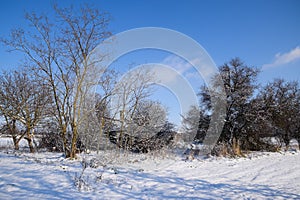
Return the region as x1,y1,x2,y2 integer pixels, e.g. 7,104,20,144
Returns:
0,148,299,200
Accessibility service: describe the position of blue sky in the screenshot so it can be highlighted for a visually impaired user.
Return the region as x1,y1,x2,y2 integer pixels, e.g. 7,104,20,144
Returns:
0,0,300,126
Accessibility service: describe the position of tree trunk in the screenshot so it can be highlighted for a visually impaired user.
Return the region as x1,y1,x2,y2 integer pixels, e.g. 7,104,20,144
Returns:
297,138,300,150
28,138,35,153
12,136,19,150
97,117,104,154
70,124,78,159
233,137,241,156
25,131,35,153
283,131,290,150
11,120,19,150
61,125,70,158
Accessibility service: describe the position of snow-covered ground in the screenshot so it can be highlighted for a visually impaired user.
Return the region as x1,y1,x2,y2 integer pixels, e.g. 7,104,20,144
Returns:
0,148,299,200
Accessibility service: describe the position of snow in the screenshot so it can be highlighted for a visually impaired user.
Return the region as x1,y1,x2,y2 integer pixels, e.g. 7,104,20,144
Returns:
0,149,300,199
0,137,28,149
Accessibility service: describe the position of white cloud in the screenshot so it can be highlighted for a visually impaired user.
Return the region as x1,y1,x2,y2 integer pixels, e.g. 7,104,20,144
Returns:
262,46,300,70
153,55,190,84
162,55,193,75
159,55,210,88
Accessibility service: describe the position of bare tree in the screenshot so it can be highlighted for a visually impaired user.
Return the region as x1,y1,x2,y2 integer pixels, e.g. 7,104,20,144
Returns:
111,67,155,147
0,72,22,150
130,100,167,138
182,105,210,143
258,79,300,149
0,69,52,152
218,58,259,146
1,4,111,158
82,69,118,153
192,58,259,155
56,5,111,158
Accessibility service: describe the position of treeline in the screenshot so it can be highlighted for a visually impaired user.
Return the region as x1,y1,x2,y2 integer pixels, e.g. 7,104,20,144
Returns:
0,5,174,158
1,4,299,158
183,58,300,156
